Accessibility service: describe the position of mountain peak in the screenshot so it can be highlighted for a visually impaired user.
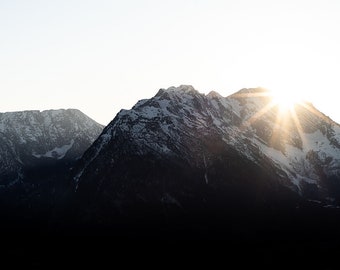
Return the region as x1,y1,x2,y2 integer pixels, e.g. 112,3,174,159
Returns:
74,85,340,206
156,85,200,97
207,90,223,98
167,84,197,93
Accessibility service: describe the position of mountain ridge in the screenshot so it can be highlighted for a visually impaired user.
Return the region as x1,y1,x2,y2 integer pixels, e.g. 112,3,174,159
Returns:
64,85,340,239
74,85,340,201
2,88,340,267
0,108,103,215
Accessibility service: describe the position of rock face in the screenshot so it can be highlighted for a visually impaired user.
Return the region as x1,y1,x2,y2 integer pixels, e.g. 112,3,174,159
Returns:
0,109,103,227
71,85,340,228
0,109,103,186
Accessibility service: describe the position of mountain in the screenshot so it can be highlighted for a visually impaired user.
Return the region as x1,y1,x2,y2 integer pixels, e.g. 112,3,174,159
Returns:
0,109,103,227
2,89,340,267
69,85,340,233
0,109,103,185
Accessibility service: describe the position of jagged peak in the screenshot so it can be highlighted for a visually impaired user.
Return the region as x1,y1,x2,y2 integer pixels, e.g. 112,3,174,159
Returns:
73,84,340,204
156,85,200,96
168,85,197,93
207,90,223,98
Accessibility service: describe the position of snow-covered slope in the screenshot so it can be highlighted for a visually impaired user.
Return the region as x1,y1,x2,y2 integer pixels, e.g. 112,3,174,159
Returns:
0,109,103,186
73,85,340,209
222,88,340,196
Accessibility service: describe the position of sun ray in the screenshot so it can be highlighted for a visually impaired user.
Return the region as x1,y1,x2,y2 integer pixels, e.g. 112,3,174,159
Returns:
270,105,289,150
233,89,323,155
242,101,277,129
235,89,311,152
299,102,333,124
290,106,307,149
232,91,272,99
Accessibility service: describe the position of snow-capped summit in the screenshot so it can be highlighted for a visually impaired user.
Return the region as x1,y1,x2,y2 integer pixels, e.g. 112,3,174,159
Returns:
0,109,103,186
73,85,340,217
165,84,197,93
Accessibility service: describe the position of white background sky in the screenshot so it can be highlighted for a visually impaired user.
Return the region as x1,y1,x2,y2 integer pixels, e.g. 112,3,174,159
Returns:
1,0,340,125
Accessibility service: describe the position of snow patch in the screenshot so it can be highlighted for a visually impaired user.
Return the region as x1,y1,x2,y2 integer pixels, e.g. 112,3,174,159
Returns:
303,130,340,160
33,140,74,160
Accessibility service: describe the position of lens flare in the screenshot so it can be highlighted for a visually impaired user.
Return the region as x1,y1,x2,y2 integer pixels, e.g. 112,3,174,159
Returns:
270,90,304,112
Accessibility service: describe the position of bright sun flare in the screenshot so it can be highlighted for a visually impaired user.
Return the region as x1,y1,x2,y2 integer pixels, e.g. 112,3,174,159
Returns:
235,86,331,152
237,87,326,154
269,89,305,112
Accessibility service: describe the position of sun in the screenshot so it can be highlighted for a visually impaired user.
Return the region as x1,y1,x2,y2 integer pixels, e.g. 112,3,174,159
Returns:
269,89,305,112
237,85,332,155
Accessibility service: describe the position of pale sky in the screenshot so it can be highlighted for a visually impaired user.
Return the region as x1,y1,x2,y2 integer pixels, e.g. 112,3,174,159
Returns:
1,0,340,125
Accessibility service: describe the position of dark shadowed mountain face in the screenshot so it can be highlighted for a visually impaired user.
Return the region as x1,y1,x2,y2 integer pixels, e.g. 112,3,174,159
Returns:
2,90,340,268
0,109,103,225
69,85,340,233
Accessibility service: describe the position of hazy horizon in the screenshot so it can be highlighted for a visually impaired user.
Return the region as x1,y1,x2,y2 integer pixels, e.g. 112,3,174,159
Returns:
1,0,340,125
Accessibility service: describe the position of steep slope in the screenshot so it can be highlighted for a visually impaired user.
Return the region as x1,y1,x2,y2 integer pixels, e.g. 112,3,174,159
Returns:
226,88,340,200
71,85,340,229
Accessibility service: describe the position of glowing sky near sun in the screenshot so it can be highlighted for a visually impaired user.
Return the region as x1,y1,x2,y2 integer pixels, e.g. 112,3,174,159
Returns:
1,0,339,125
